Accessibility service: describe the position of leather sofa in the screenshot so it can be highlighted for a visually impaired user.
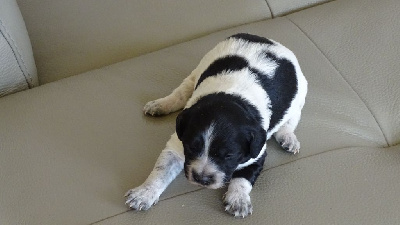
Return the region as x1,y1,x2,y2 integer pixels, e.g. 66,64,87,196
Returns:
1,0,399,224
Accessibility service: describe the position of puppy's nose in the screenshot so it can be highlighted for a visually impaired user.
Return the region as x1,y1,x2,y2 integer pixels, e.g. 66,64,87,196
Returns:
192,171,214,186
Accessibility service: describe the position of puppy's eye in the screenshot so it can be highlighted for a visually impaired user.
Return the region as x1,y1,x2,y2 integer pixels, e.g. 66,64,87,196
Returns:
225,153,234,159
185,140,202,153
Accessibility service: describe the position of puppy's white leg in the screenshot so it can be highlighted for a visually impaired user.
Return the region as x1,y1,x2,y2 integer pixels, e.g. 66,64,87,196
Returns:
144,71,197,116
274,110,302,154
223,178,253,218
125,133,184,210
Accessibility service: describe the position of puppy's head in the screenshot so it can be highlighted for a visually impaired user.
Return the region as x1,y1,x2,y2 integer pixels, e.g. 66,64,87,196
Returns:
176,95,266,189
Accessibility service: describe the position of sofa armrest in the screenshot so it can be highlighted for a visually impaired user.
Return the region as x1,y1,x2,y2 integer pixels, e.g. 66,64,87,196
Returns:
0,0,38,97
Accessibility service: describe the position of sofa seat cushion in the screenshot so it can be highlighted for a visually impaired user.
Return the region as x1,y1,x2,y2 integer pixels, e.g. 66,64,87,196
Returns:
0,0,398,224
96,146,400,225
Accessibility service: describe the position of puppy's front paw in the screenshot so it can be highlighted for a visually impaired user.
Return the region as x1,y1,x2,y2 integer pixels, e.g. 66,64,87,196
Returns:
223,190,253,218
125,185,160,211
143,99,168,116
276,132,300,154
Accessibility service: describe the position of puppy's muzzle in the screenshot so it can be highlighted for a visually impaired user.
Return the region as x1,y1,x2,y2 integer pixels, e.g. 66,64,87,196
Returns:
192,170,215,186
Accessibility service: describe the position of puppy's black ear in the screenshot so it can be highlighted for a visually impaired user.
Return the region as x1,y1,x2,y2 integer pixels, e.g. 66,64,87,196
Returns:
176,109,189,140
248,126,267,158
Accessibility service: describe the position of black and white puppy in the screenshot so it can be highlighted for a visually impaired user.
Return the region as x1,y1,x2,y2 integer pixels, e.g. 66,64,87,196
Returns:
125,33,308,218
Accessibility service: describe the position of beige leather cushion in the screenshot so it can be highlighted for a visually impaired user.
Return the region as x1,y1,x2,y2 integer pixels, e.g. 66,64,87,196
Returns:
0,0,38,97
97,146,400,225
0,0,399,224
16,0,271,84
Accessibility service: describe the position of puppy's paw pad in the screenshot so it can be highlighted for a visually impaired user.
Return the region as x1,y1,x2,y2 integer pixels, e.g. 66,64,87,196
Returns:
125,186,160,211
143,99,168,116
277,132,300,154
223,191,253,218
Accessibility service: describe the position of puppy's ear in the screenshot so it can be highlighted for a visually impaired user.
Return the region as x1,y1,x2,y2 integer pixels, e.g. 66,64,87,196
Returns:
176,109,189,140
247,126,267,158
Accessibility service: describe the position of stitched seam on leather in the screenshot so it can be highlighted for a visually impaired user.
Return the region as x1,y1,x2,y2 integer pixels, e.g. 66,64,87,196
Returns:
266,0,337,18
0,20,33,88
285,17,389,147
264,1,275,18
89,211,128,225
89,188,204,225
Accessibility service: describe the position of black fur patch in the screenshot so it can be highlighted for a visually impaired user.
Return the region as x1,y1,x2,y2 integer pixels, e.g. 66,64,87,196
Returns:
229,33,274,45
232,151,266,185
195,55,248,89
250,58,298,132
263,51,279,62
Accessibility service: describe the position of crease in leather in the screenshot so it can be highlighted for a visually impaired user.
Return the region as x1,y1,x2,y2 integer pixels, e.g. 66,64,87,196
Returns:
0,20,33,88
285,16,389,147
266,0,335,17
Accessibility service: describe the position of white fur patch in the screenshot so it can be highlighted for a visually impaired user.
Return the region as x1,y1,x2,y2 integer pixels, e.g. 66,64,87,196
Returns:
203,122,215,157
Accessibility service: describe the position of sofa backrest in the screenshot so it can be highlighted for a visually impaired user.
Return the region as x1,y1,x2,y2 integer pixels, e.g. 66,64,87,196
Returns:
16,0,331,84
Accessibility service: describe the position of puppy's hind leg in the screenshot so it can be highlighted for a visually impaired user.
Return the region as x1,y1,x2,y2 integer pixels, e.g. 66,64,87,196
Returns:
144,71,197,116
274,110,302,154
125,133,184,210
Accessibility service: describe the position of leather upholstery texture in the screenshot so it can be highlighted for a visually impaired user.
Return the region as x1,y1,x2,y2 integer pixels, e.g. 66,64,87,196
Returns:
0,0,38,97
0,0,399,224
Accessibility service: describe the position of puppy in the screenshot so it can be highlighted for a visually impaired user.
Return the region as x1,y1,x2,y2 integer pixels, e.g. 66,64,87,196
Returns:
125,33,308,218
